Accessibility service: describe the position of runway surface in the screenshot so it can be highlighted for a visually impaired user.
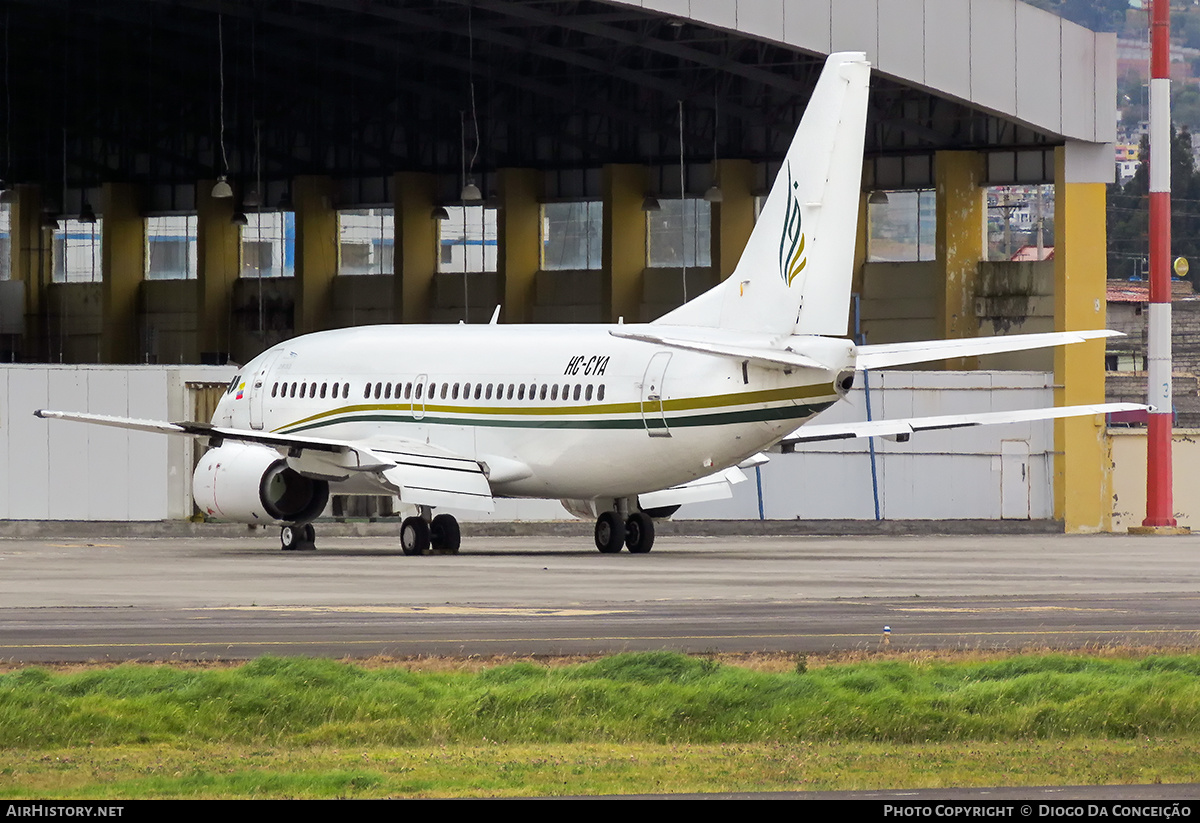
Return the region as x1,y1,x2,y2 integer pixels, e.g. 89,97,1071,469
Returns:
1,531,1198,663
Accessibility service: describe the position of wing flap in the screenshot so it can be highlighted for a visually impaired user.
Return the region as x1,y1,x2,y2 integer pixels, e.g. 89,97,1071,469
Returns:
855,330,1120,371
638,466,748,509
778,402,1147,446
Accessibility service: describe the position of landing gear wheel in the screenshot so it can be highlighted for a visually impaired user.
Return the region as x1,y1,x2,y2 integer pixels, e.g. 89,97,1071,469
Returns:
595,511,624,553
401,516,431,556
625,512,655,554
430,513,461,552
280,523,316,551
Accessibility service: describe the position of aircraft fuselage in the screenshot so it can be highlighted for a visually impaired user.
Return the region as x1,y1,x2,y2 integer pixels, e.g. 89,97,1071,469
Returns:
214,323,852,502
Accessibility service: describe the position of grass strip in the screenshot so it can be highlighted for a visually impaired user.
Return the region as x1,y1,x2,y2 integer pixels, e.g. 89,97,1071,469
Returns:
2,651,1200,797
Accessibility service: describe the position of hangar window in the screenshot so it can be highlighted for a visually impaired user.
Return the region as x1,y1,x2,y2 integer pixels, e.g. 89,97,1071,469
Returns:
866,190,935,263
338,208,394,276
0,203,10,280
986,184,1054,262
541,201,602,270
52,218,103,283
647,197,711,268
241,211,295,278
146,215,198,279
438,205,498,273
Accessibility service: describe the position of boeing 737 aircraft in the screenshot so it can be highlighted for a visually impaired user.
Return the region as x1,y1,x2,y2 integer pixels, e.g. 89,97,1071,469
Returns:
36,52,1140,554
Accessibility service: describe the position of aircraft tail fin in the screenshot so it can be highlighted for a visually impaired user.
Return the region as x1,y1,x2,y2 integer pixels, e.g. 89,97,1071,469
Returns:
654,51,870,336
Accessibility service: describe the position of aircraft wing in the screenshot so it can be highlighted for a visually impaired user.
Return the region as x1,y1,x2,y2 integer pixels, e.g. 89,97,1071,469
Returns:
855,330,1120,371
777,402,1146,447
33,409,495,512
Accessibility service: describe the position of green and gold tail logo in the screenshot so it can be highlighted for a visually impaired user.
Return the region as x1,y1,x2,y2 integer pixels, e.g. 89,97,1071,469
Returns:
778,163,807,287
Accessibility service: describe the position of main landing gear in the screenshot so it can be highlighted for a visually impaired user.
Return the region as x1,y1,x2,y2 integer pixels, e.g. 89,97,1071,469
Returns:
594,509,655,554
401,510,461,556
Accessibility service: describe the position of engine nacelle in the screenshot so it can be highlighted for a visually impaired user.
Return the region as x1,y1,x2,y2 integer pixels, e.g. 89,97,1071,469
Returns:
193,442,329,525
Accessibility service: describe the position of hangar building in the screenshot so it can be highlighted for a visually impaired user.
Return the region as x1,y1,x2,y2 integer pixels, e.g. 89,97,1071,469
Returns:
0,0,1117,530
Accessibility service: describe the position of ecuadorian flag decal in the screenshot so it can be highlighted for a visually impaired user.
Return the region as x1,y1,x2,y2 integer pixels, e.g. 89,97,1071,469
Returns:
778,161,806,287
235,382,245,400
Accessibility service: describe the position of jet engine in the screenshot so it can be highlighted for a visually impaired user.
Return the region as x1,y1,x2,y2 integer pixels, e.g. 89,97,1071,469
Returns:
193,442,329,524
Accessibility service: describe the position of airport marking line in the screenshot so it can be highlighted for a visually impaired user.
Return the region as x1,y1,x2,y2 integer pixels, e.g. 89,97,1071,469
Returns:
206,605,631,617
4,628,1200,652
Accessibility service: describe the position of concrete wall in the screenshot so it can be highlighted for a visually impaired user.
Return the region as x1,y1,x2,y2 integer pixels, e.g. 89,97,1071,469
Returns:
1110,428,1200,531
0,364,236,520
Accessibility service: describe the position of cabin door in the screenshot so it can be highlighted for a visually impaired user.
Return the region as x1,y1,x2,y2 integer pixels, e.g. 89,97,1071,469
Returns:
248,350,283,430
640,352,672,438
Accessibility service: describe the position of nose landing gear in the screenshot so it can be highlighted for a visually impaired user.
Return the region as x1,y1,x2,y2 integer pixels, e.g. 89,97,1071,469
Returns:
280,522,317,551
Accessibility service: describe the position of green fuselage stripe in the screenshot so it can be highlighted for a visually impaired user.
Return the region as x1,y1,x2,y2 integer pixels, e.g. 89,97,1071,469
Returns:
277,399,837,435
275,381,836,432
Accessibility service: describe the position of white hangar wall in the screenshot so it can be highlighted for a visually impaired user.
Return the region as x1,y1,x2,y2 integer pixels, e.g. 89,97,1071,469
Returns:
0,365,236,520
684,371,1059,521
2,366,1071,523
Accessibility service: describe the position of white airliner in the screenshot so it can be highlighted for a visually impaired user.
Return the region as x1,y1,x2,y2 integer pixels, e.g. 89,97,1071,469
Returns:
36,52,1139,554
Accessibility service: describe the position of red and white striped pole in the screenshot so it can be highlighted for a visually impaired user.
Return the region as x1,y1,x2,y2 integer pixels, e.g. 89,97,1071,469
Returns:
1144,0,1176,528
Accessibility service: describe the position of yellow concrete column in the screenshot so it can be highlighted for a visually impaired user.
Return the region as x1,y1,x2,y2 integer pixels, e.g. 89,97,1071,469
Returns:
196,181,239,360
603,164,647,323
10,185,49,360
100,183,144,363
710,159,755,282
1053,146,1110,532
934,151,986,369
498,168,541,324
393,172,438,324
292,176,338,335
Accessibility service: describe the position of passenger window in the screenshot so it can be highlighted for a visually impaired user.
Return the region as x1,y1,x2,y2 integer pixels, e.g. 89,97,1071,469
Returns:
540,384,547,400
598,385,605,401
271,383,278,398
441,383,449,400
319,383,327,399
585,385,593,401
416,383,424,400
290,383,298,398
517,384,525,401
384,383,392,400
404,383,413,400
343,383,350,399
453,383,460,400
573,385,581,401
550,385,559,401
562,383,570,400
485,384,493,400
507,384,514,400
474,384,482,400
363,383,371,399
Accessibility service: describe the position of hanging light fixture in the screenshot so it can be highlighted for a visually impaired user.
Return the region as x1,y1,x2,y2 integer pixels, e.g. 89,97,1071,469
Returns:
212,14,233,199
868,190,889,205
78,200,97,224
230,210,248,226
704,86,723,203
642,195,661,212
431,205,450,220
460,6,482,202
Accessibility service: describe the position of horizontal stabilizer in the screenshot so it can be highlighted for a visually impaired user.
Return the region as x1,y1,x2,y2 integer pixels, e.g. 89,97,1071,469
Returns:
778,402,1147,446
609,329,825,371
855,330,1121,371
